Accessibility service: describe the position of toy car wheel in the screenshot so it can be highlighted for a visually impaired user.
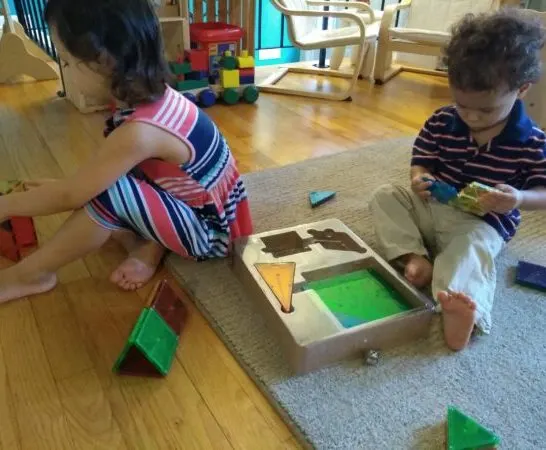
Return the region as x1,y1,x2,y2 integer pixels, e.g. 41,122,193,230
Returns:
199,89,216,108
182,92,198,104
242,85,259,104
222,88,239,105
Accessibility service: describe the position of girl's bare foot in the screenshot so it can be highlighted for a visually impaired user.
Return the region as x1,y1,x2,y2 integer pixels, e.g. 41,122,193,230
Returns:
0,268,57,304
437,290,476,351
110,239,165,291
399,254,433,288
111,230,140,253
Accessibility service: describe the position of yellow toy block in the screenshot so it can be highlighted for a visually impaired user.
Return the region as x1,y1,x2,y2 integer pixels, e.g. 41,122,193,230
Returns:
237,50,255,69
220,68,240,88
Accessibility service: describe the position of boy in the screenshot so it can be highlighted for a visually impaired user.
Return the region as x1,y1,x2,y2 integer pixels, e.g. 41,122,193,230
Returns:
370,10,546,351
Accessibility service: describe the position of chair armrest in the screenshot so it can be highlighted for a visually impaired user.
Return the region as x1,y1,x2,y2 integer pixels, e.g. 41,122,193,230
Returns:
278,7,368,36
381,0,411,26
306,0,376,22
378,0,411,42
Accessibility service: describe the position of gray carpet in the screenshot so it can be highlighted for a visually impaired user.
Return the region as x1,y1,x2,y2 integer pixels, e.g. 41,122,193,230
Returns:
166,137,546,450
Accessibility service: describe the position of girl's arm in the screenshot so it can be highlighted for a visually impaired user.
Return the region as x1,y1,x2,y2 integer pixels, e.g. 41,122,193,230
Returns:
0,122,189,219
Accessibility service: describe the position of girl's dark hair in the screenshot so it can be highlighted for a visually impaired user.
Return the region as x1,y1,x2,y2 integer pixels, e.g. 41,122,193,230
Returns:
45,0,171,105
443,9,546,92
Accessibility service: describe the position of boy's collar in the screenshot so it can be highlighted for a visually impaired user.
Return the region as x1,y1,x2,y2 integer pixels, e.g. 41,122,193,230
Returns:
451,99,534,143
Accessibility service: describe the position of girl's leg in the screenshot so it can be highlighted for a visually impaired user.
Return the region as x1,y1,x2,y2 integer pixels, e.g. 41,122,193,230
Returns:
0,208,112,304
110,230,165,291
87,174,212,292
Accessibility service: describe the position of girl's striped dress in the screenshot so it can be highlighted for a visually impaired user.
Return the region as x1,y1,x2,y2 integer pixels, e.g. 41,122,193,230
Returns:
85,86,253,259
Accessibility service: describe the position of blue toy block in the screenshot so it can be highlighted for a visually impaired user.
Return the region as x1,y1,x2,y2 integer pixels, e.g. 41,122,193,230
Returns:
185,71,208,81
240,75,255,85
515,260,546,291
424,177,458,204
309,191,336,208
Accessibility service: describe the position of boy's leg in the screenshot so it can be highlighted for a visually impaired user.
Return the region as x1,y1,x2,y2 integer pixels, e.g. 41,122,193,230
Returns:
0,208,112,303
430,203,505,350
369,184,437,287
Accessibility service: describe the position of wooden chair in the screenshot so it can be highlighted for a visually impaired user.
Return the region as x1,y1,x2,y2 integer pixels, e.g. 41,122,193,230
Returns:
373,0,508,85
328,0,382,72
0,0,58,83
258,0,379,101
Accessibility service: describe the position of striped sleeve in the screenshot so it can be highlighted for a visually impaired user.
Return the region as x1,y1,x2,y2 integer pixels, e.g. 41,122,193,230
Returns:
411,111,445,168
523,143,546,190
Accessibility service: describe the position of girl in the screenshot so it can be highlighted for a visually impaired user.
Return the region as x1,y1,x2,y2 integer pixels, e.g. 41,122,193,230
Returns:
0,0,253,302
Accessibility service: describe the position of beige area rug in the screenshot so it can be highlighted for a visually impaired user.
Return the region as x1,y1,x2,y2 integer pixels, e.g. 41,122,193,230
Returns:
166,137,546,449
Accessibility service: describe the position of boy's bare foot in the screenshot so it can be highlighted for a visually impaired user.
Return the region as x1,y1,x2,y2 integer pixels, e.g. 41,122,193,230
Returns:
110,239,165,291
0,269,57,304
437,290,476,351
400,254,433,288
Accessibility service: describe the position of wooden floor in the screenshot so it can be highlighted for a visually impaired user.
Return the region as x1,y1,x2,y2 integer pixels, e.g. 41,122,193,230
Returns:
0,71,451,450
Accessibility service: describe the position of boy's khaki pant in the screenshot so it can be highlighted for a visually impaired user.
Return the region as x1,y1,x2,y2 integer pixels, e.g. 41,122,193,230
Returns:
369,184,505,334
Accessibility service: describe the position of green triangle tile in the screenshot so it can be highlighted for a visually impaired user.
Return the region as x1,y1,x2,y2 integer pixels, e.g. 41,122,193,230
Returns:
112,308,150,372
447,406,500,450
113,308,179,376
309,191,336,208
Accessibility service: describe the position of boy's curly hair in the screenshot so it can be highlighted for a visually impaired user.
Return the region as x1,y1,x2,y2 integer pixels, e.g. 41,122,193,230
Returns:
443,9,546,92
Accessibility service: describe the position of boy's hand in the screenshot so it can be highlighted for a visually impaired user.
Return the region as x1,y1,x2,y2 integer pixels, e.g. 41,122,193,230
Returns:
411,174,435,200
479,184,523,214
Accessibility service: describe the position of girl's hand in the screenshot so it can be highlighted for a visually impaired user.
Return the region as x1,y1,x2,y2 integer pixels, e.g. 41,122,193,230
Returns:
411,174,435,200
479,184,523,214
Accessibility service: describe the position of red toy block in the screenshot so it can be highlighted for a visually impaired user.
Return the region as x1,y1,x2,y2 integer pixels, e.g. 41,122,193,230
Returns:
239,68,254,77
185,49,209,72
0,223,18,262
0,217,37,262
11,216,37,248
0,180,38,262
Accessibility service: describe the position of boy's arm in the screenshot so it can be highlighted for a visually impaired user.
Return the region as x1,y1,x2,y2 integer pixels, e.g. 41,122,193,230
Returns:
411,166,432,181
519,187,546,210
519,145,546,210
481,144,546,213
410,113,442,181
0,122,190,219
409,113,444,197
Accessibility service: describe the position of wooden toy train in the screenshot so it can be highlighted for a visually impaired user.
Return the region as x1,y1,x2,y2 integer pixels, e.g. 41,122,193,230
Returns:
170,22,259,107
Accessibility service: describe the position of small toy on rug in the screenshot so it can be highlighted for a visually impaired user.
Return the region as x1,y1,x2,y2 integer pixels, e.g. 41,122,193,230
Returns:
446,406,500,450
0,180,38,262
113,279,189,377
309,190,336,208
363,349,380,366
424,177,501,216
515,260,546,292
